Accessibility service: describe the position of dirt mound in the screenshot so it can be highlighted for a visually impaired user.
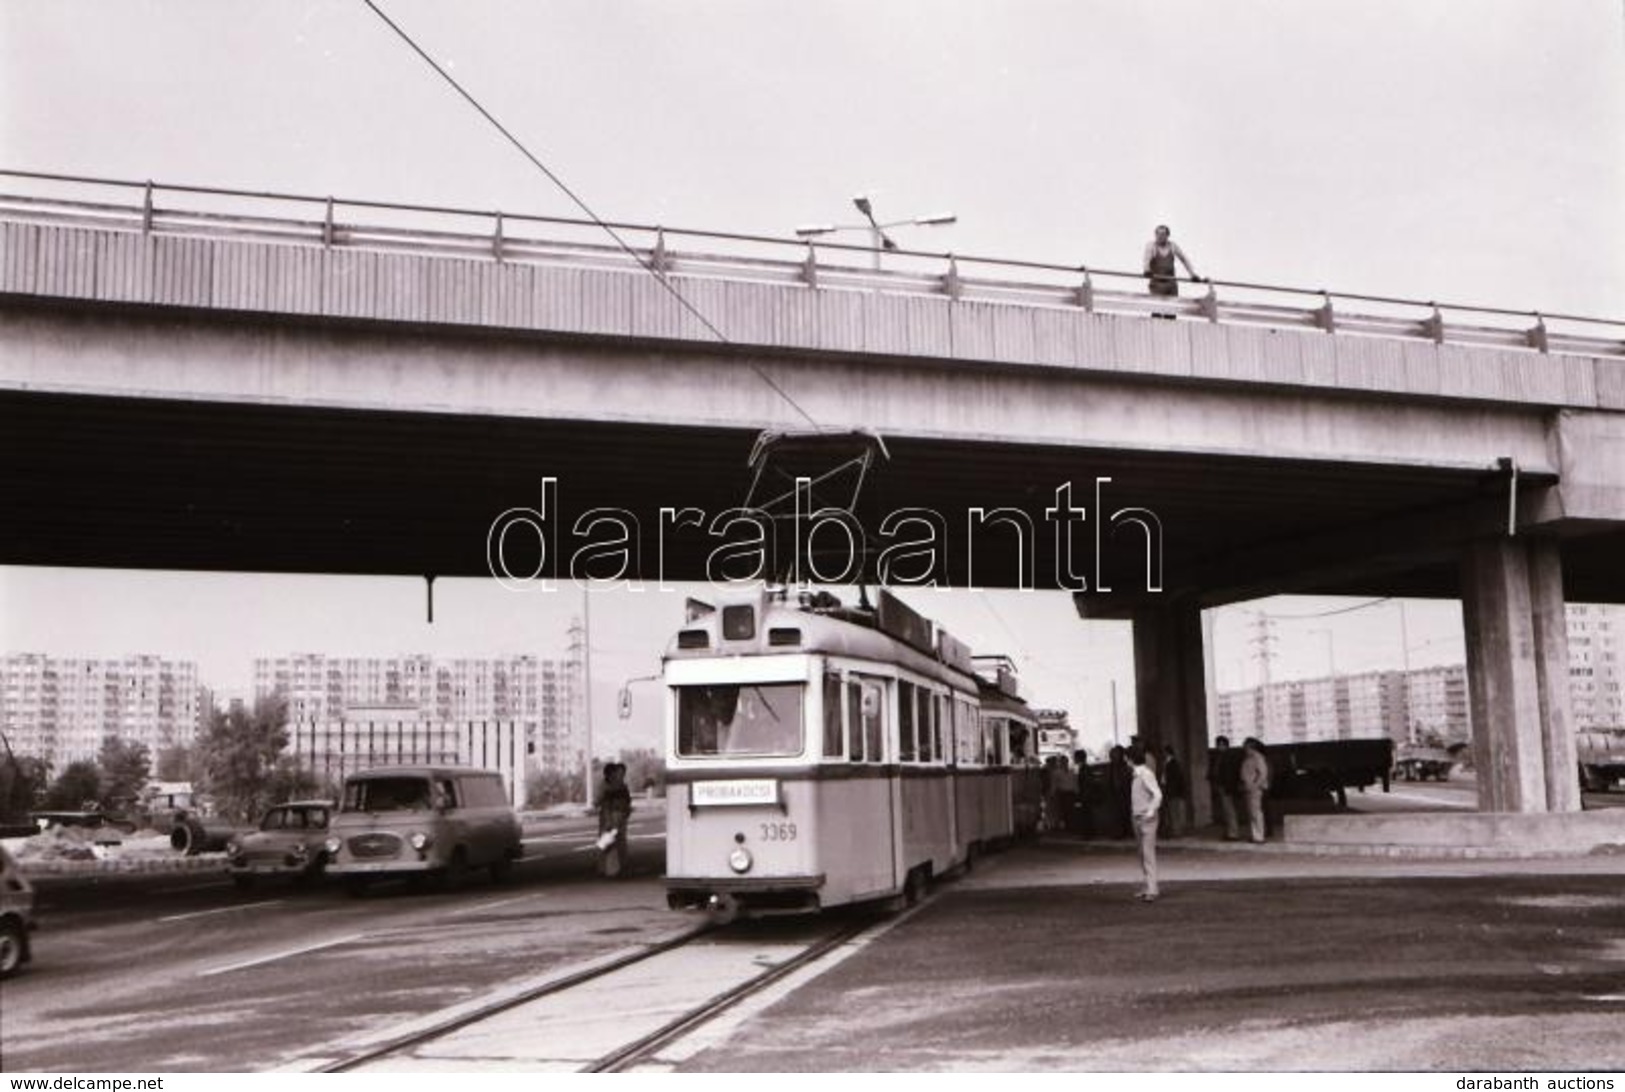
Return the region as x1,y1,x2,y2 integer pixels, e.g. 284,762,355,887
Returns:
13,824,177,862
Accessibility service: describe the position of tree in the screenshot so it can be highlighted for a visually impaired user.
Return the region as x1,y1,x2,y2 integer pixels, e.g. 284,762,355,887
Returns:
0,753,51,822
195,694,294,822
618,748,665,795
97,735,152,811
265,755,322,804
43,760,102,811
155,743,194,782
526,767,584,809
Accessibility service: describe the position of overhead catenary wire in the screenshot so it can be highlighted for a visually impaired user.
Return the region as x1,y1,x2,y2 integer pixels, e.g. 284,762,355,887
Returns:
357,0,820,431
1251,597,1394,620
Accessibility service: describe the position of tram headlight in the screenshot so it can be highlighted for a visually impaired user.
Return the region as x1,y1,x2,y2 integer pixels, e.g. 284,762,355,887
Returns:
728,846,753,874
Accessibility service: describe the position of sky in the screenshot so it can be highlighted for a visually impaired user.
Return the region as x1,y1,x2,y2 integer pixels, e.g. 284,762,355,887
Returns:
1,1,1620,756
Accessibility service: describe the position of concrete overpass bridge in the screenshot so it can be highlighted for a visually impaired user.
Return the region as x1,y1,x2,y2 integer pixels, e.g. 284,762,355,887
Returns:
3,170,1624,826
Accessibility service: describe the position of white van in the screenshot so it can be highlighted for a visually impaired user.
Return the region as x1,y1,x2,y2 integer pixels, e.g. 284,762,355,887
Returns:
324,766,522,894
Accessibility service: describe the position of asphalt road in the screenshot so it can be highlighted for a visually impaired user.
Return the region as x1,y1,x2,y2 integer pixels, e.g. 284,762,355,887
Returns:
8,799,1624,1074
674,842,1625,1072
1,810,672,1072
1345,770,1625,813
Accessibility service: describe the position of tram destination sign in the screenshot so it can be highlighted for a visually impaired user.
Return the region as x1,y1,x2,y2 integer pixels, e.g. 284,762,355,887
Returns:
691,779,781,807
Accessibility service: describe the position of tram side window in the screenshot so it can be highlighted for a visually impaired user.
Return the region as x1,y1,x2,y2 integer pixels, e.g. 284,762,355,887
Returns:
985,717,1007,766
916,686,934,763
955,700,977,767
846,681,865,762
823,673,843,758
898,681,917,762
863,681,883,762
847,677,884,763
1009,721,1032,765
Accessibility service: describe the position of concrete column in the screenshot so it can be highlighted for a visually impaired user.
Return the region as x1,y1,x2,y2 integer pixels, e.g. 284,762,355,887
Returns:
1132,599,1213,827
1460,537,1563,812
1529,539,1580,812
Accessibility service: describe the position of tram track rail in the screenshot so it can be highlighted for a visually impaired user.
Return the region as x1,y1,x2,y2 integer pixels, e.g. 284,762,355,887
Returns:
587,914,880,1073
313,911,889,1073
316,920,715,1073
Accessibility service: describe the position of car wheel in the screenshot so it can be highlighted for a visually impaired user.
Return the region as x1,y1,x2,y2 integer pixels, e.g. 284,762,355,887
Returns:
436,849,468,892
0,919,24,978
295,853,328,888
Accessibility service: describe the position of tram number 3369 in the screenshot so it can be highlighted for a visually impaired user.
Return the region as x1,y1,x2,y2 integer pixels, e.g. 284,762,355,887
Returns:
759,821,798,842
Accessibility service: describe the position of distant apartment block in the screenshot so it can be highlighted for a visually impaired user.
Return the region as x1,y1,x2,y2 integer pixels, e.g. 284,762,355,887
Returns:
287,703,526,806
1216,604,1625,744
253,653,577,772
0,653,200,766
1567,604,1624,733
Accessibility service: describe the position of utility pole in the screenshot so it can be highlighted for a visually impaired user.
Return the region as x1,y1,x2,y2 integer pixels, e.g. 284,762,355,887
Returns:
1110,678,1120,747
1248,612,1278,739
567,605,594,809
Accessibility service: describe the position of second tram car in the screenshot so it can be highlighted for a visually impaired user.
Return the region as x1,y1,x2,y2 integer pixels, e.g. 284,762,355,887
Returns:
974,657,1044,839
663,587,1035,919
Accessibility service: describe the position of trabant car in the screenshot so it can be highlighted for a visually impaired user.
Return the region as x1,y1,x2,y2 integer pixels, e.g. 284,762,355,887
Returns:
225,800,335,890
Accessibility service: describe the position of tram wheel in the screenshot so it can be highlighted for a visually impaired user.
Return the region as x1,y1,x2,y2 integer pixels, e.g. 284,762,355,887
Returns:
903,866,927,907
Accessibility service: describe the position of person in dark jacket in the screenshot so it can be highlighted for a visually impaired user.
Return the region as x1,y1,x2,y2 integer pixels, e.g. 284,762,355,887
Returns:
1209,735,1242,840
1159,743,1189,838
1107,745,1133,839
597,762,633,877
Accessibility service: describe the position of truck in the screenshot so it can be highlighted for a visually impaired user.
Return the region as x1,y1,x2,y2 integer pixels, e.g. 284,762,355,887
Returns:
1265,737,1395,809
1576,731,1625,793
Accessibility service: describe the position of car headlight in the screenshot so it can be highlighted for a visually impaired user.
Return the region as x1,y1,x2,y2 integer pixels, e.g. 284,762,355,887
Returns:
728,846,753,874
409,832,430,851
225,840,241,858
291,842,309,859
324,837,341,855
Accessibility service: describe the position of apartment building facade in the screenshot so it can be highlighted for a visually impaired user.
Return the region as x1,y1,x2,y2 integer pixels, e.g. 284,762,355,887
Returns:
0,652,201,766
254,653,576,772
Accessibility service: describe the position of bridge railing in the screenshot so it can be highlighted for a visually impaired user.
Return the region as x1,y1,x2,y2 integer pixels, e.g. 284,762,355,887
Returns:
2,169,1621,360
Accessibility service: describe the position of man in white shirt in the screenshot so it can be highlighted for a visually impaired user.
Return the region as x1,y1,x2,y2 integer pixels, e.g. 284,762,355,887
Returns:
1129,744,1164,902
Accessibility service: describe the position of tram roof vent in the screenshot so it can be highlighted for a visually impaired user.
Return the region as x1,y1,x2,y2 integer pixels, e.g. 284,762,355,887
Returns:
876,589,934,657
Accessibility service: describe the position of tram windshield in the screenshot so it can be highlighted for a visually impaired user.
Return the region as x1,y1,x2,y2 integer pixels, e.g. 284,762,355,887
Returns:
676,683,804,757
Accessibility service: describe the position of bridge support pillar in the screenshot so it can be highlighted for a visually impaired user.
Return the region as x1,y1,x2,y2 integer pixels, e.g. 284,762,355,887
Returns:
1132,599,1213,827
1460,537,1579,813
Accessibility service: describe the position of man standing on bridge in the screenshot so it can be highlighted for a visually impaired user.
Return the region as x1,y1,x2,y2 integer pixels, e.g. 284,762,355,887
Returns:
1143,224,1201,316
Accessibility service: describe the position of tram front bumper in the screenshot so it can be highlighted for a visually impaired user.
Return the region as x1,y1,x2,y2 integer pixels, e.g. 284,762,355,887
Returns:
666,873,826,914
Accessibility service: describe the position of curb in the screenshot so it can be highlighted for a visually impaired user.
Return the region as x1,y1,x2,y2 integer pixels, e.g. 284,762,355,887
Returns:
1039,833,1619,862
17,853,229,877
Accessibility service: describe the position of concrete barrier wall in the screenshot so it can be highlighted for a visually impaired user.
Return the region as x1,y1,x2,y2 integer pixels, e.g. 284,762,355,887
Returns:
1285,810,1625,855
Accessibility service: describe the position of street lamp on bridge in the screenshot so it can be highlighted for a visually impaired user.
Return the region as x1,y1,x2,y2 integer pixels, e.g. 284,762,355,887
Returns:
795,194,957,271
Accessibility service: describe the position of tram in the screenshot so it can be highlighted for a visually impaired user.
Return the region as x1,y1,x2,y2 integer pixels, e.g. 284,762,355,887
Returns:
662,586,1032,919
973,656,1044,839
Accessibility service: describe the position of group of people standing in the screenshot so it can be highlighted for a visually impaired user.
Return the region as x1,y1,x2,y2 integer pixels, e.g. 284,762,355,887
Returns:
1207,735,1272,844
